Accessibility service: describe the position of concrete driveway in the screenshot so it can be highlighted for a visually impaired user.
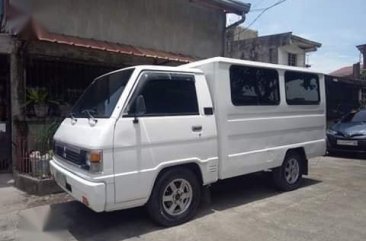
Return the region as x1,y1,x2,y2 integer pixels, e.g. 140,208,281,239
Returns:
4,155,366,241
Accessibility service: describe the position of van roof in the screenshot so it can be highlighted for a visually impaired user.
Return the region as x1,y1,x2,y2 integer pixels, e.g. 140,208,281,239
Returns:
182,57,324,75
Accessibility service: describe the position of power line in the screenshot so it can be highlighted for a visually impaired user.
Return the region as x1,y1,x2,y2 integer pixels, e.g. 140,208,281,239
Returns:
251,0,269,10
234,0,288,36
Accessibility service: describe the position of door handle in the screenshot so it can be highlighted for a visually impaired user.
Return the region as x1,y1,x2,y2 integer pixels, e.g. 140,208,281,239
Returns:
192,126,202,132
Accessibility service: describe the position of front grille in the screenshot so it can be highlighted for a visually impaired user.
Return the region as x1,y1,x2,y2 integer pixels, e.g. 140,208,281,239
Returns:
54,142,87,167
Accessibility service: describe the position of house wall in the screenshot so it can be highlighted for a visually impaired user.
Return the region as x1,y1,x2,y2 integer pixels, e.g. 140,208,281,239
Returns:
226,35,284,64
29,0,226,58
278,45,306,67
226,33,310,67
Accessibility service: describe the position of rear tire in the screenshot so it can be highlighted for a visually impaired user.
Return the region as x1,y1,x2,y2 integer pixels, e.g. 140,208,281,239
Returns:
273,152,303,191
147,167,201,226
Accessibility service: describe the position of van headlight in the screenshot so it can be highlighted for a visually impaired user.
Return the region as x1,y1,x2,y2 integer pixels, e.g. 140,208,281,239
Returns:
85,150,103,173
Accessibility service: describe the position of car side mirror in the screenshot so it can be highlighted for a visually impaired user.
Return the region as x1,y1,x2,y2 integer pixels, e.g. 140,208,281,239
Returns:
133,95,146,124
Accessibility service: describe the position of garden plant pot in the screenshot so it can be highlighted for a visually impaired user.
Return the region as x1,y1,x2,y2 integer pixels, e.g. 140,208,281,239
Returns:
34,104,48,118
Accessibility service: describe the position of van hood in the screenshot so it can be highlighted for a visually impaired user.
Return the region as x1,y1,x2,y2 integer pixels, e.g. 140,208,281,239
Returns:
53,118,116,150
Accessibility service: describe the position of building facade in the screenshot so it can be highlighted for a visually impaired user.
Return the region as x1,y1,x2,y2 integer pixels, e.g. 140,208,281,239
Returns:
226,29,321,68
0,0,250,183
357,44,366,70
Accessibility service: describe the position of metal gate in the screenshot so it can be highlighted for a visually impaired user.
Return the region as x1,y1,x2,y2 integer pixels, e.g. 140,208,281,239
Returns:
0,55,11,172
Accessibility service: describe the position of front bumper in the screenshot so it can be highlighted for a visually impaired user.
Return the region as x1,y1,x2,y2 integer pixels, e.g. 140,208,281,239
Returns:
326,134,366,153
50,159,106,212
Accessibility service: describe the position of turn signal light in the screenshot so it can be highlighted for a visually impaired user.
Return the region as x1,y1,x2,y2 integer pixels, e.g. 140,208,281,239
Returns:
86,150,103,173
89,151,102,163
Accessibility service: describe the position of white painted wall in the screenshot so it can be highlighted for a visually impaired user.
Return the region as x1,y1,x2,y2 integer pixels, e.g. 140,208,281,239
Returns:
278,45,306,67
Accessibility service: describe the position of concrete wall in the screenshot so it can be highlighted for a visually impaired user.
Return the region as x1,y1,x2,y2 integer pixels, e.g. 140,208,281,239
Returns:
29,0,226,59
226,34,288,64
226,34,308,67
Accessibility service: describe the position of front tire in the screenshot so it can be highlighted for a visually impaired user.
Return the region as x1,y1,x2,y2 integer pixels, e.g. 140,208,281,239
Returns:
273,152,303,191
147,167,201,226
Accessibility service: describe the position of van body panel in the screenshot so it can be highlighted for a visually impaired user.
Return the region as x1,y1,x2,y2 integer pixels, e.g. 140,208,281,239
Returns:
184,58,326,180
112,70,217,204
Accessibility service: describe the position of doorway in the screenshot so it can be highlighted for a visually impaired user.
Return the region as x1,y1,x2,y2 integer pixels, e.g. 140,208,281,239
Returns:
0,55,11,172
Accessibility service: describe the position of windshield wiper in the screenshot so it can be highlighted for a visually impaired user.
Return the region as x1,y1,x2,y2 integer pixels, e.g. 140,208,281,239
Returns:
69,112,77,121
81,109,97,122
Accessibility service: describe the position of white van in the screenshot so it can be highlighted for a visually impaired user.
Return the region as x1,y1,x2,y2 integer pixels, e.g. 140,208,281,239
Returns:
50,57,326,226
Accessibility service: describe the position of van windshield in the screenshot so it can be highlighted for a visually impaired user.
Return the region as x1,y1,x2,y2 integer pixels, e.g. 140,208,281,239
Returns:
71,68,134,118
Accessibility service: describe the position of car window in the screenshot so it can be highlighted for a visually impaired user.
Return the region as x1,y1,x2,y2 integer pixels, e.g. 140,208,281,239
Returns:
341,110,366,123
285,71,320,105
127,72,199,116
229,65,280,106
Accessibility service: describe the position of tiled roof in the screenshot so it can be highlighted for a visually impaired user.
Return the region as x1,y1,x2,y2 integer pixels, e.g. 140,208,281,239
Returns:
329,66,353,77
33,24,195,64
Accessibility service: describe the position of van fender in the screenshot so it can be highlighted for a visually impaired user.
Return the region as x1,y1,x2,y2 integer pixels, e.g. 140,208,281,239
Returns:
145,157,219,201
275,147,308,175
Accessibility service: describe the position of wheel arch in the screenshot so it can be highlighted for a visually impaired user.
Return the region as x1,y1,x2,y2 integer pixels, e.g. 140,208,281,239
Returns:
285,147,308,175
155,162,204,186
145,161,205,203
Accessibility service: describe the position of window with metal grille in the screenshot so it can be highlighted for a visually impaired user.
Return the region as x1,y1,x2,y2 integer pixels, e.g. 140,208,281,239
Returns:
288,53,297,66
25,57,117,118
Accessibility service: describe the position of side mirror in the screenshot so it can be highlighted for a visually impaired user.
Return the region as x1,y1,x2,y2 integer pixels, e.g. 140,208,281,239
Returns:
133,95,146,124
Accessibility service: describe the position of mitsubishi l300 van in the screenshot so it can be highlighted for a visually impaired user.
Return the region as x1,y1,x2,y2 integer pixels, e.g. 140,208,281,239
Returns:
50,57,326,226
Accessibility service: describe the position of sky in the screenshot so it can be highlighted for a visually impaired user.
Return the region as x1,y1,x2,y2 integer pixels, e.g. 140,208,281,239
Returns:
228,0,366,73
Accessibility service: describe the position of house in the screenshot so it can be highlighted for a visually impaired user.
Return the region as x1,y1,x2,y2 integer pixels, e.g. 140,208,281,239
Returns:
330,44,366,79
325,75,366,122
226,29,321,68
326,44,366,121
357,44,366,70
0,0,250,191
329,66,354,78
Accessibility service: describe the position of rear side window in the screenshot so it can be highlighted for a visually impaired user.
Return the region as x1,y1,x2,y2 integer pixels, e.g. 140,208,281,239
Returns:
285,71,320,105
128,72,199,116
230,65,280,106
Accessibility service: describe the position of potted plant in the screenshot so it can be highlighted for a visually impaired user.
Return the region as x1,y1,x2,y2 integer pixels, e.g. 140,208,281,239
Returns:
31,120,61,178
25,88,58,118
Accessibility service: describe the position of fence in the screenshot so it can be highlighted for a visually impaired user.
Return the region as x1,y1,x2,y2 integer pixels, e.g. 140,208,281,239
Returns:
14,122,58,179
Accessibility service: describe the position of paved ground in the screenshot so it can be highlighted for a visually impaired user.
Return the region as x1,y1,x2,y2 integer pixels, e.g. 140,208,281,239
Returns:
1,155,365,241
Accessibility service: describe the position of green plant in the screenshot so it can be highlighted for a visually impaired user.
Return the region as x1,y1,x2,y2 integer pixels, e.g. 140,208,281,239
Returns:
35,120,61,153
25,88,59,106
26,88,48,106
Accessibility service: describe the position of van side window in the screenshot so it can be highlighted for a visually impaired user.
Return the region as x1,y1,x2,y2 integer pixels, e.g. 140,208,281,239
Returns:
128,72,199,116
285,71,320,105
229,65,280,106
